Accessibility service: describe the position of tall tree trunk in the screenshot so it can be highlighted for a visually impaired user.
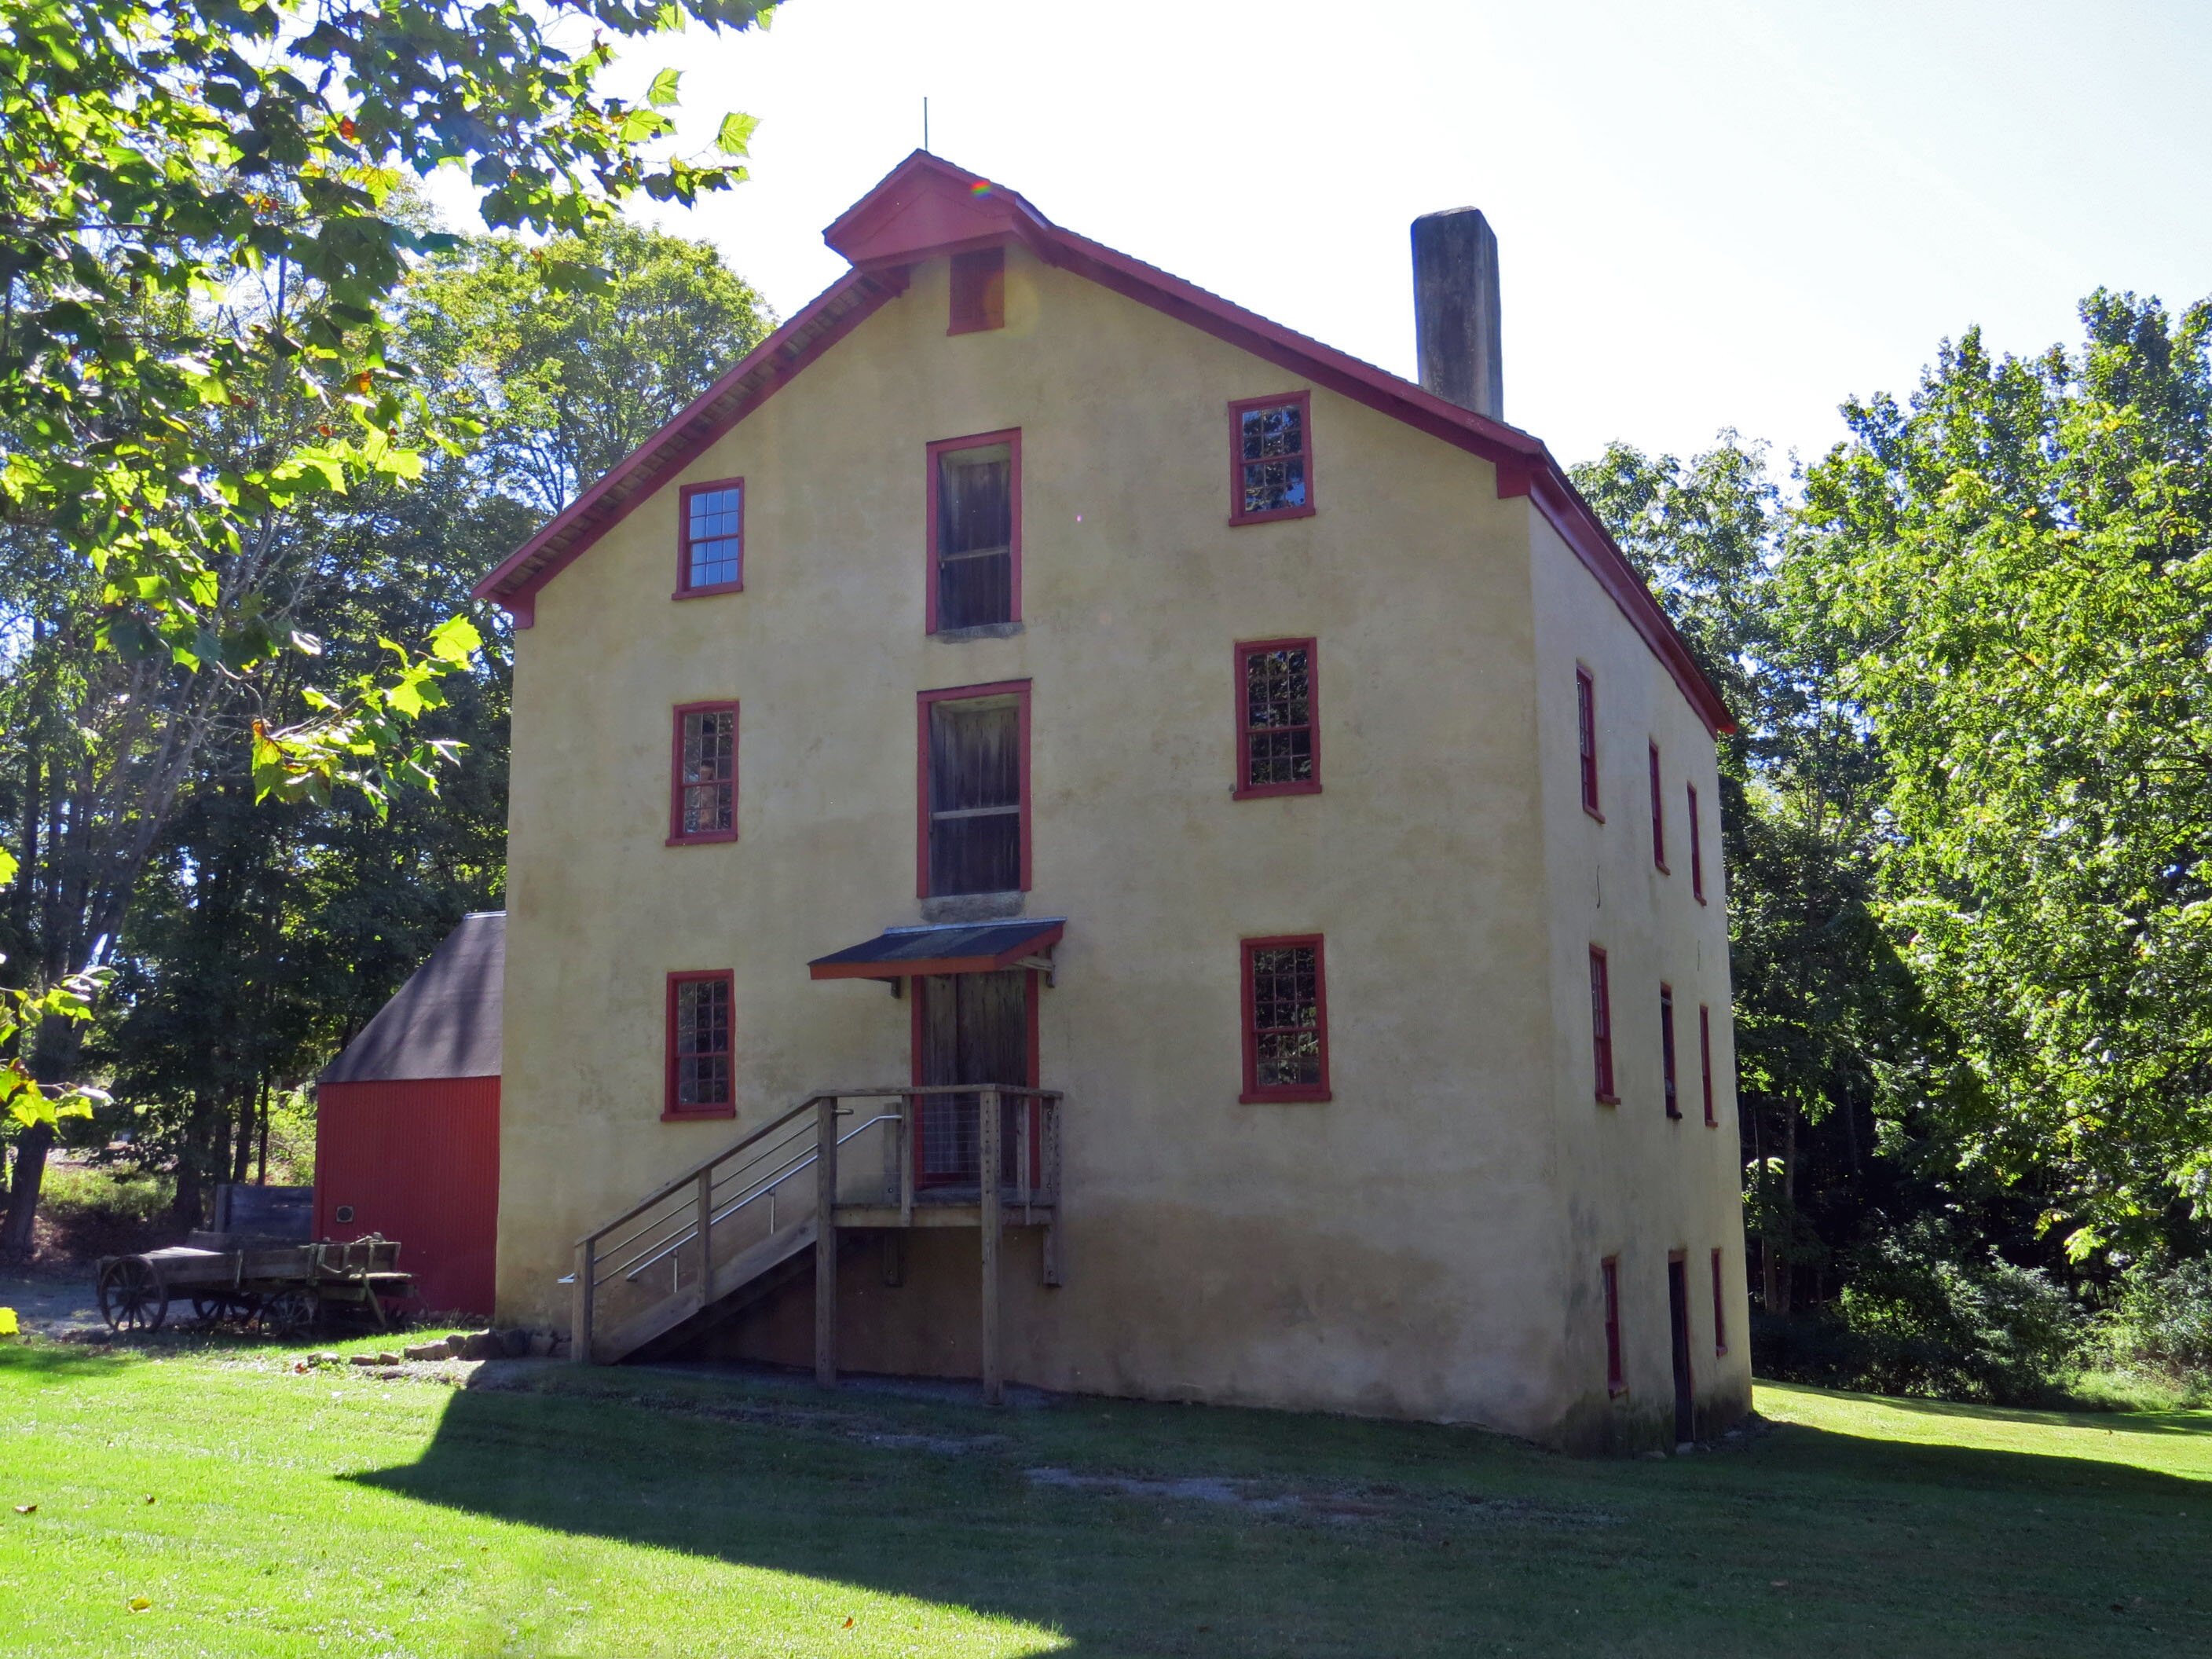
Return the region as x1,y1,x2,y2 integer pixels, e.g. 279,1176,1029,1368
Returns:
0,1121,54,1258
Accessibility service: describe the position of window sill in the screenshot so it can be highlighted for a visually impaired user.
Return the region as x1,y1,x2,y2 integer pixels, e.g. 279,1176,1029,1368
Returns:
1665,1110,1683,1122
661,1106,736,1122
1583,804,1606,824
1240,1089,1333,1104
1654,860,1669,875
1608,1382,1628,1399
1232,780,1322,801
1694,894,1708,906
930,620,1024,643
1229,504,1317,528
672,580,744,600
666,830,739,847
946,319,1005,337
1595,1093,1620,1107
920,890,1027,924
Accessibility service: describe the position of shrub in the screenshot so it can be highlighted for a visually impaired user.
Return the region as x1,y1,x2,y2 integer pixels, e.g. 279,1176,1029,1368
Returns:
1837,1224,2082,1404
2091,1258,2212,1391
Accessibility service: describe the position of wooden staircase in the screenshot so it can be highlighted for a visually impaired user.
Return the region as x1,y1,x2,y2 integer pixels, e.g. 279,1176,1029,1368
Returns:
569,1086,1063,1400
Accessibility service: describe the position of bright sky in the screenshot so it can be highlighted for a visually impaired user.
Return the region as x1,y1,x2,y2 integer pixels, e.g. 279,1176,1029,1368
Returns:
447,0,2212,474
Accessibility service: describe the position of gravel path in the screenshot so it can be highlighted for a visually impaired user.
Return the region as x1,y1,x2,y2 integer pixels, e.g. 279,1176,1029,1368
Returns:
0,1270,105,1336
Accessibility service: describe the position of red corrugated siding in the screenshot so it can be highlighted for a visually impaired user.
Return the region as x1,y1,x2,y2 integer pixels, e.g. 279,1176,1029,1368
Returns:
314,1077,500,1317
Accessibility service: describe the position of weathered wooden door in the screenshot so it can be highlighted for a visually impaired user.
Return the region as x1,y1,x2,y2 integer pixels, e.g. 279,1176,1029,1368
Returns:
1668,1255,1695,1445
916,970,1028,1186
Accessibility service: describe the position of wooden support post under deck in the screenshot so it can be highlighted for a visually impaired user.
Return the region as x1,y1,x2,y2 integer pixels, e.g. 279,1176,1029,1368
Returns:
979,1086,1003,1405
693,1166,713,1317
572,1240,594,1365
815,1096,838,1388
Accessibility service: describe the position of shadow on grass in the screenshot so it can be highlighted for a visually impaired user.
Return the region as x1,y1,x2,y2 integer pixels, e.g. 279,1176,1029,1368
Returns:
0,1338,154,1381
336,1368,2212,1657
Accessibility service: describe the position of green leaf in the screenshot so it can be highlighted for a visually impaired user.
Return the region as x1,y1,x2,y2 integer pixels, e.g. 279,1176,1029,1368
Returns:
648,67,682,108
716,112,759,156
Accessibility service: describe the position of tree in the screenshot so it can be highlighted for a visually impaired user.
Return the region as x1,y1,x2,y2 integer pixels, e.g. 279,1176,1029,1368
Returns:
0,0,772,1251
2,0,771,794
1805,292,2212,1259
66,219,768,1231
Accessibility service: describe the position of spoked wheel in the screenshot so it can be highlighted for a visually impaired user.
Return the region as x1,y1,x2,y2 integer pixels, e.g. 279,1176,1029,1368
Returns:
257,1287,318,1341
191,1293,252,1328
98,1257,169,1333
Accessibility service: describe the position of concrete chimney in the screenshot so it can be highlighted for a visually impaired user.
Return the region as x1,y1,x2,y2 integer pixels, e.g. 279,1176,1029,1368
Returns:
1412,208,1503,422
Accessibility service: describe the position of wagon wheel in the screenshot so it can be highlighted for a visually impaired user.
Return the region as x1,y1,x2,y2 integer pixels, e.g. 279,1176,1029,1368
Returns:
97,1257,168,1333
258,1287,319,1341
191,1292,250,1327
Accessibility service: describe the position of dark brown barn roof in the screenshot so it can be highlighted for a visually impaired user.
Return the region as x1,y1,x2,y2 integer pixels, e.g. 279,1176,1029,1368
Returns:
320,912,504,1083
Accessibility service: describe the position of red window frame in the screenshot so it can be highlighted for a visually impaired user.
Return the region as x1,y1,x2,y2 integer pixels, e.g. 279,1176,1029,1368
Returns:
1577,667,1602,819
1688,782,1707,902
925,428,1023,634
1602,1256,1624,1395
948,246,1005,334
667,700,738,845
1661,983,1679,1119
1239,934,1332,1104
664,969,735,1120
675,478,745,599
1711,1247,1728,1357
1649,742,1668,870
1589,945,1617,1104
916,679,1032,898
1227,390,1317,526
1699,1003,1716,1126
1232,637,1321,799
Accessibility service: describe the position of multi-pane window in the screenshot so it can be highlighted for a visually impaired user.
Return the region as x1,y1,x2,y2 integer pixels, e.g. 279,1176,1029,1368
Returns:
1699,1003,1716,1126
1229,391,1314,524
1661,984,1679,1119
920,684,1029,897
1711,1248,1728,1357
948,247,1005,334
1688,782,1706,901
665,971,733,1116
1589,946,1617,1102
1602,1256,1624,1394
928,431,1020,631
1649,742,1667,870
677,480,743,594
669,702,737,843
1235,639,1320,797
1577,668,1601,817
1240,936,1331,1102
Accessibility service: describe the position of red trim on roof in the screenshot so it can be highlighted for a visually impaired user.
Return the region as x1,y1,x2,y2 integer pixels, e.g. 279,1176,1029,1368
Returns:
473,150,1732,734
470,265,910,620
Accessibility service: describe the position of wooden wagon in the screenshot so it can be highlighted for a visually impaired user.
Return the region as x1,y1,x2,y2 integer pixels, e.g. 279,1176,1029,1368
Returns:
95,1237,412,1338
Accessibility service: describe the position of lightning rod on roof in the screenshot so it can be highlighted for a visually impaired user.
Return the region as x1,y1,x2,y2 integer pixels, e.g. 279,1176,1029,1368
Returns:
923,97,929,153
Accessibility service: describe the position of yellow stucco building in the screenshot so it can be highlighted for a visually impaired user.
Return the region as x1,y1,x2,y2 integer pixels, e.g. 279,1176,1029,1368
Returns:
474,153,1750,1452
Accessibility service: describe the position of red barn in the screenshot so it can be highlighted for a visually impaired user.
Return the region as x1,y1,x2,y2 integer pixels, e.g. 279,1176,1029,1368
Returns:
315,911,503,1317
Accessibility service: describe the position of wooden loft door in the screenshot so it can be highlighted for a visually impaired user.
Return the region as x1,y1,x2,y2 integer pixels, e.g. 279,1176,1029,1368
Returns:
915,969,1031,1188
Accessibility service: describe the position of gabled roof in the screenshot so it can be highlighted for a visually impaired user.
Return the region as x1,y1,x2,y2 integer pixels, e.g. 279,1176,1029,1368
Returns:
472,152,1733,734
320,912,504,1083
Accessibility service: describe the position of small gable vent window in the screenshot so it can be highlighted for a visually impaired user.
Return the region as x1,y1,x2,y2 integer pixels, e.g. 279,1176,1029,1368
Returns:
1229,391,1314,525
1240,936,1331,1102
920,683,1031,897
928,431,1020,632
1577,667,1601,819
665,970,734,1119
669,702,737,844
1235,638,1320,797
948,247,1005,334
677,480,743,595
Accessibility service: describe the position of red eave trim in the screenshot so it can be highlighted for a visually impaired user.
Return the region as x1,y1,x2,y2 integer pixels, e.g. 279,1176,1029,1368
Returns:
471,146,1733,736
471,265,910,616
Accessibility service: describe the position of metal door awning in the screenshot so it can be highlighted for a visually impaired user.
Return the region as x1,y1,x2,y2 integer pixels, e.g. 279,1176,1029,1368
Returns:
808,918,1065,982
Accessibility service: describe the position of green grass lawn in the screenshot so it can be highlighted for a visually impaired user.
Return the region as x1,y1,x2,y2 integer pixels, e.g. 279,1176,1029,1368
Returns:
1,1338,2207,1657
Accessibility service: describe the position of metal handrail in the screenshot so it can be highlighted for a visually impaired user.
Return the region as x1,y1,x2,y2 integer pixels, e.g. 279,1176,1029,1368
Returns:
613,1112,901,1285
